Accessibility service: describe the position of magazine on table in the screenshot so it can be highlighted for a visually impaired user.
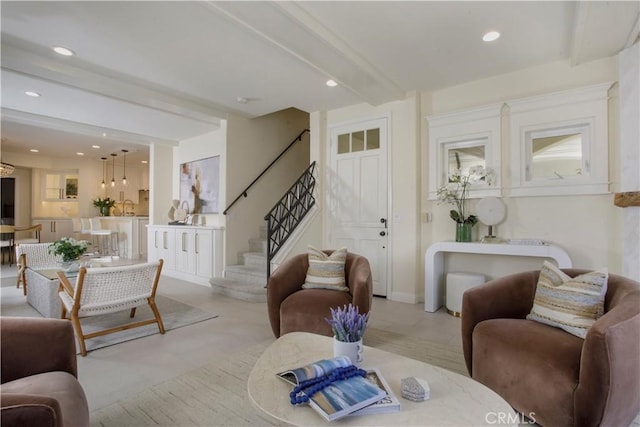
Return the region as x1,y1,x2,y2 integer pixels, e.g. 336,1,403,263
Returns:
350,368,400,415
276,356,393,421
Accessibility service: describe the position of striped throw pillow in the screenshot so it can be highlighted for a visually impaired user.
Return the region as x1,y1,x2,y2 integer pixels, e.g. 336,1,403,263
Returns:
302,246,348,292
526,261,608,339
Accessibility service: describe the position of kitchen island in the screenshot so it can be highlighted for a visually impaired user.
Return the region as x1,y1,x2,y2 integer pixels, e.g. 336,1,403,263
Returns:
95,216,149,259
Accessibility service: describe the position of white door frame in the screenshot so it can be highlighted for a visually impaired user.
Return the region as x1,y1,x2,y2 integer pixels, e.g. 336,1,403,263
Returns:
324,113,392,297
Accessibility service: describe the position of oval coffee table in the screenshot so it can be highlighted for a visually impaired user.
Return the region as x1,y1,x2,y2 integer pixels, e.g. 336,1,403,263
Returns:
248,332,517,426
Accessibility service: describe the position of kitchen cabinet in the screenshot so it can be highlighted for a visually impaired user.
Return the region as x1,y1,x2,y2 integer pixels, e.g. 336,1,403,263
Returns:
147,225,223,286
138,219,148,258
148,226,176,270
42,171,79,201
33,219,74,243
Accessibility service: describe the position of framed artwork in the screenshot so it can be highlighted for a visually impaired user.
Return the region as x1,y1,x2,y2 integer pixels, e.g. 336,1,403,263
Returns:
179,155,220,214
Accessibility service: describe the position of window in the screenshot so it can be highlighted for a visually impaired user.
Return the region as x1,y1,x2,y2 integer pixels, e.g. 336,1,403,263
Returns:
509,82,612,196
427,103,502,199
336,128,381,154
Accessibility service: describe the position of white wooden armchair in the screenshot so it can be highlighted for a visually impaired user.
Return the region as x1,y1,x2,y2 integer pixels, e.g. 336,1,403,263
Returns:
57,260,165,356
15,242,62,295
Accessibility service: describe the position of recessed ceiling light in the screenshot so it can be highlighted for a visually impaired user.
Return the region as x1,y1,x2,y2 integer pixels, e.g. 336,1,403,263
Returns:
141,160,148,164
30,149,39,153
326,79,338,87
92,145,101,149
102,132,107,137
53,46,75,56
25,91,41,97
482,31,500,42
236,96,249,104
77,152,85,156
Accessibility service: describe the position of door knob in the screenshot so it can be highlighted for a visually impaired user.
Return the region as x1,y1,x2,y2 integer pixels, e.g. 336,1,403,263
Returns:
379,231,386,236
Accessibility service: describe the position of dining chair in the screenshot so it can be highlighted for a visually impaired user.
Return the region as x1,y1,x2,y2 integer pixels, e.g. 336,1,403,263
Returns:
57,260,165,356
0,225,16,266
13,224,42,245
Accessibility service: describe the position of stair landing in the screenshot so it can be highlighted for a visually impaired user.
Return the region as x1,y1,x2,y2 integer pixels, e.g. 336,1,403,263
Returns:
210,228,267,302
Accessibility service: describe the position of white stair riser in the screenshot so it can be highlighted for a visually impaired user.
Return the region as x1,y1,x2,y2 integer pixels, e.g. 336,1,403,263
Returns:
242,253,267,268
249,239,267,254
225,271,266,287
217,226,268,302
210,279,266,303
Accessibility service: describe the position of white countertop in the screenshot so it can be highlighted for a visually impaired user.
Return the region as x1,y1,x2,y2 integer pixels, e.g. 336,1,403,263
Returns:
98,216,149,219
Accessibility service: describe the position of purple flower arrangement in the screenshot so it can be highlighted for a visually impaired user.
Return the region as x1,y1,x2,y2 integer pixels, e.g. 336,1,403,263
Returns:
326,303,369,343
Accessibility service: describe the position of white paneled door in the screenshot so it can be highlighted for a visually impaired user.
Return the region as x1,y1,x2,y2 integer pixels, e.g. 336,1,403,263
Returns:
328,117,389,296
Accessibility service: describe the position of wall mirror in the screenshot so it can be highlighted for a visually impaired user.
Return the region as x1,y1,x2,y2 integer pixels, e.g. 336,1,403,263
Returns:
526,124,589,181
427,103,502,200
445,140,486,179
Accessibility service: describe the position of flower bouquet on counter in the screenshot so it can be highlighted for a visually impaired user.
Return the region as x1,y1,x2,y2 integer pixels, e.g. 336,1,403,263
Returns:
92,197,116,216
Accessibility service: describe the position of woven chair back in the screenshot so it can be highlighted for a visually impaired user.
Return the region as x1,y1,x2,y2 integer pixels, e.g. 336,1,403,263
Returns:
16,243,61,269
75,261,162,308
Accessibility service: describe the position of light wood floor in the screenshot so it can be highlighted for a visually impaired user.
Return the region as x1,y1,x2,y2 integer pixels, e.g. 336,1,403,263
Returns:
0,263,462,412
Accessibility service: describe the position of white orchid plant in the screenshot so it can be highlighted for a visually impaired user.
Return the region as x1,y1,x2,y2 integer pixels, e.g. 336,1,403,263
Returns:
436,166,495,225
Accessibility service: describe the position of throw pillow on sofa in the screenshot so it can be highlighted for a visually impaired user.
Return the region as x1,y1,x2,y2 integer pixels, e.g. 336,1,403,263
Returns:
527,261,608,338
302,246,348,291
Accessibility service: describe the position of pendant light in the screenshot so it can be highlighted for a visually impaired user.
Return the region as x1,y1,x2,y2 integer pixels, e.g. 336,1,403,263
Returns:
100,157,107,188
110,153,117,187
121,149,128,185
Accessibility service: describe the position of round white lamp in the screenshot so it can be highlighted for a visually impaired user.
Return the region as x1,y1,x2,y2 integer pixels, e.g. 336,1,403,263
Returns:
476,197,506,243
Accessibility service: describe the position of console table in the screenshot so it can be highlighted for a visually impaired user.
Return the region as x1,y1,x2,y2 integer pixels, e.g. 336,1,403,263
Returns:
424,242,572,312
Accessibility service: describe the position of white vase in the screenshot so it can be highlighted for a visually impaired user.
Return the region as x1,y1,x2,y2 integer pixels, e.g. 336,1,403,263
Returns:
333,337,364,365
61,260,80,273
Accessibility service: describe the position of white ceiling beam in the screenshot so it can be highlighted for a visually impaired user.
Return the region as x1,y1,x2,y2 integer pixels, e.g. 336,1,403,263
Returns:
1,37,226,126
1,108,178,147
624,12,640,49
569,2,590,67
204,1,405,107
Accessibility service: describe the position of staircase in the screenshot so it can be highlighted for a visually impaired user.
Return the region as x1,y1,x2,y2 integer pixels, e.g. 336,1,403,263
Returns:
209,226,268,303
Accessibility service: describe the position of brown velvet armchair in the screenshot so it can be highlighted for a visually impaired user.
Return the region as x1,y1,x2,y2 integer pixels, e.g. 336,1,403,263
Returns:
462,269,640,427
267,250,373,338
1,317,90,427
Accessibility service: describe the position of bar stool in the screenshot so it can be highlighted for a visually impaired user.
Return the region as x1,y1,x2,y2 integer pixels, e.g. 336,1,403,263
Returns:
89,218,119,258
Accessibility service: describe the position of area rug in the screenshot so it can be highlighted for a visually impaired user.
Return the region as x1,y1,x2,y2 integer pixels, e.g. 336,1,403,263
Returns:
78,295,218,353
90,331,466,426
364,327,467,376
90,340,278,427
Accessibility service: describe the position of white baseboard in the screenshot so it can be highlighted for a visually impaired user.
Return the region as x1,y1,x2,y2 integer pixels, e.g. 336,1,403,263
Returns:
388,291,419,304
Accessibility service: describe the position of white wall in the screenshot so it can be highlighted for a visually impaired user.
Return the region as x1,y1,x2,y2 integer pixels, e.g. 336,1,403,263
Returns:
424,56,621,286
312,55,627,305
225,108,310,266
149,144,174,225
618,42,640,281
175,124,227,228
317,94,422,303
